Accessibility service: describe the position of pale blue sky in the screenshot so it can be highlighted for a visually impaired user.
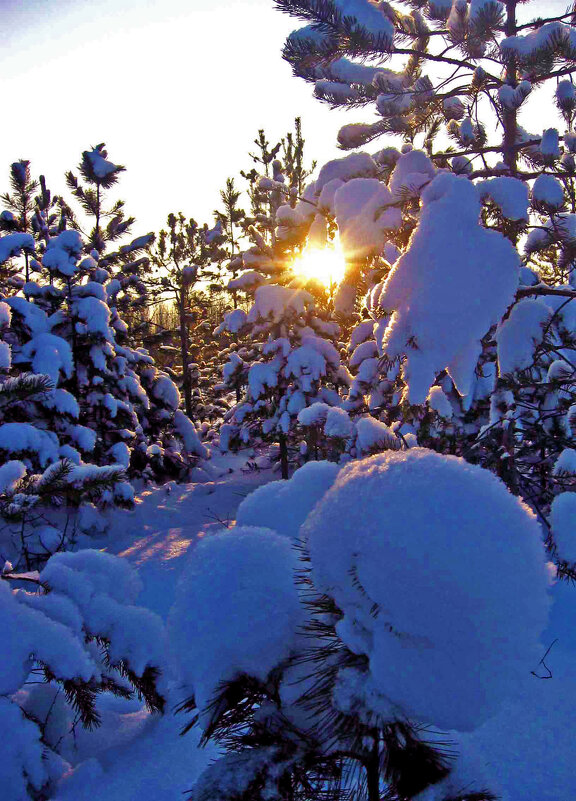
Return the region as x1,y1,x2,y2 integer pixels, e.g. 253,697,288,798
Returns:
1,0,349,235
1,0,570,238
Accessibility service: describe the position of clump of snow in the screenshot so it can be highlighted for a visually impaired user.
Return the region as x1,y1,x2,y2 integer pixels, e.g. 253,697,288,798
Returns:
551,493,576,562
152,375,180,410
314,152,379,193
297,401,331,427
43,231,84,277
324,406,355,438
0,232,34,264
388,149,436,199
169,526,303,716
553,448,576,475
85,147,121,179
540,128,560,162
173,410,208,459
302,449,550,731
355,416,400,454
236,460,341,539
0,460,26,494
227,271,266,291
20,333,74,386
247,285,314,324
476,176,529,221
0,423,59,465
77,503,109,537
379,173,520,403
532,174,565,209
0,696,47,799
498,80,531,110
496,298,550,375
427,385,453,418
334,178,401,259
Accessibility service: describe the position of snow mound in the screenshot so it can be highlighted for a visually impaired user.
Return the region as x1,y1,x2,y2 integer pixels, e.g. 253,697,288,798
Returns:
169,526,303,717
236,460,341,539
301,449,550,731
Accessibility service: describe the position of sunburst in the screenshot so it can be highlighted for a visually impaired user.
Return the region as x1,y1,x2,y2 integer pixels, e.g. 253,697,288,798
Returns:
290,243,347,287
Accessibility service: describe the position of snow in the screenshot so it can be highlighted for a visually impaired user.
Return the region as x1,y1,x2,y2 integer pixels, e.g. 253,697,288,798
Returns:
0,300,12,328
286,344,327,390
227,270,266,291
501,22,576,63
54,715,217,801
20,333,74,385
447,646,576,801
350,320,375,350
427,385,453,418
173,409,209,459
247,285,314,323
0,433,567,801
302,449,550,731
554,448,576,476
379,173,520,403
297,401,331,426
0,340,11,369
551,493,576,562
109,442,131,467
66,424,97,452
6,296,48,334
540,128,560,161
0,232,34,264
476,176,529,221
169,525,303,716
532,173,565,209
152,374,180,410
40,549,166,675
350,338,378,369
355,415,400,453
324,406,355,438
388,149,436,198
236,459,340,539
44,389,80,418
43,231,84,277
0,697,47,800
73,296,112,337
334,178,401,259
219,308,247,333
0,460,26,493
498,80,531,110
314,152,378,193
248,361,280,399
85,147,120,179
77,503,109,536
0,422,59,465
496,298,550,375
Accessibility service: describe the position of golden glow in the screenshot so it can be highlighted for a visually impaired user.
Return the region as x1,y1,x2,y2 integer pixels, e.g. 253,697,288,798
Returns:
291,244,347,288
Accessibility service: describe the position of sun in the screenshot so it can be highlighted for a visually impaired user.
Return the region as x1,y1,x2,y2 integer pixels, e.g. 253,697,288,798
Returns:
290,243,347,287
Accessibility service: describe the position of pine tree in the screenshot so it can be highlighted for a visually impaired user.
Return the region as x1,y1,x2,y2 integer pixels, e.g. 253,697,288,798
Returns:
0,548,165,799
147,212,226,420
0,147,208,536
270,0,576,570
175,452,549,801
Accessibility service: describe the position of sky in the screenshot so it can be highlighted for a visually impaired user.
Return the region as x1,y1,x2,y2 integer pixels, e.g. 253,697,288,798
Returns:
2,0,571,240
1,0,351,236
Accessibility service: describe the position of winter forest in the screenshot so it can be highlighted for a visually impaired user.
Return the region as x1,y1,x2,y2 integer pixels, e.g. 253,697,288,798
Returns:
3,0,576,798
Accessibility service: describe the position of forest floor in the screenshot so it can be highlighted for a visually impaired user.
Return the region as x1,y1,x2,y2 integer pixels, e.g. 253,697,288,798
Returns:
54,449,275,801
52,448,576,801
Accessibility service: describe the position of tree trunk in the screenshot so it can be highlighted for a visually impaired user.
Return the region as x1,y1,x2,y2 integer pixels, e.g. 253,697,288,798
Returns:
279,432,289,479
178,292,193,418
502,0,518,176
